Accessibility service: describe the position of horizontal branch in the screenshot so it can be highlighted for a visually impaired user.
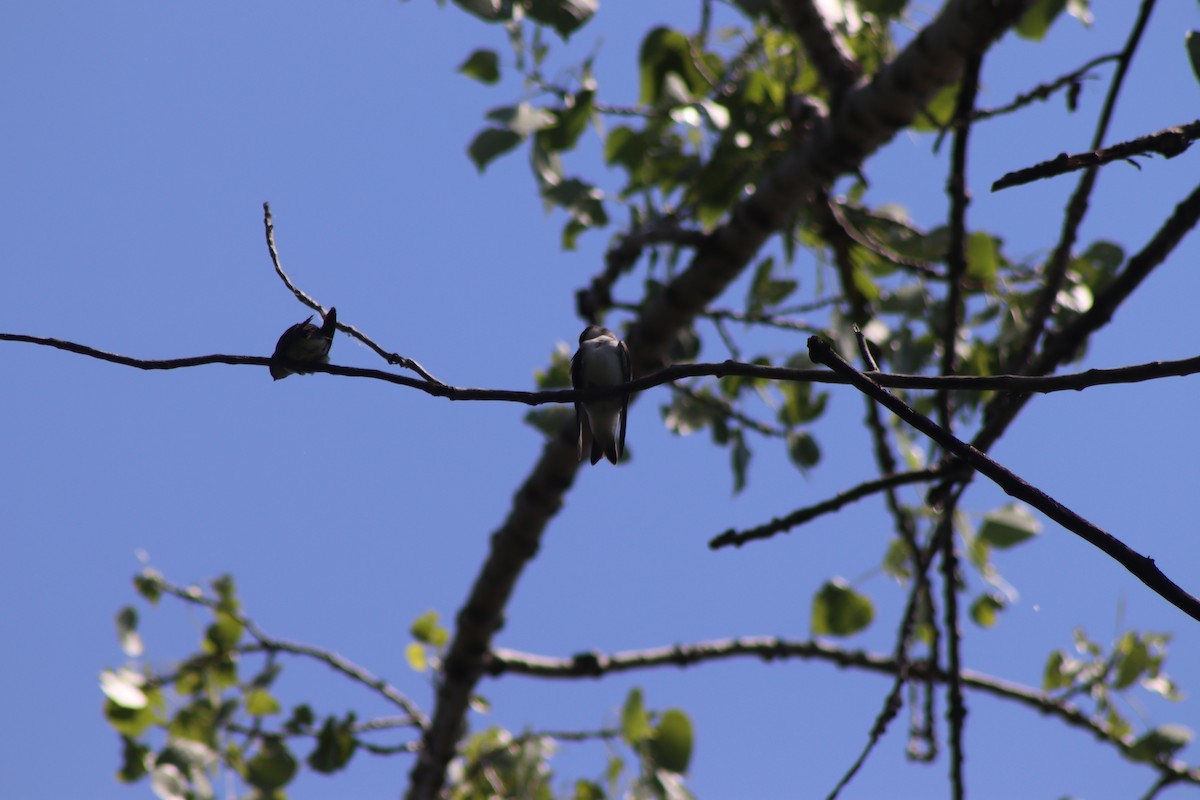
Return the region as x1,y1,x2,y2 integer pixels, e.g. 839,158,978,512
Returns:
807,336,1200,623
486,637,1200,784
7,332,1200,403
992,118,1200,191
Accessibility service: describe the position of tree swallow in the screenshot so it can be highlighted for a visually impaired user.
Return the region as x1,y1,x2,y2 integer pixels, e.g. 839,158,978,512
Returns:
570,325,632,465
269,307,337,380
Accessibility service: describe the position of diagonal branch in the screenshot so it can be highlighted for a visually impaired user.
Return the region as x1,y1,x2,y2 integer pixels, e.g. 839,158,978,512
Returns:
262,202,446,386
709,466,950,549
807,335,1200,623
992,119,1199,191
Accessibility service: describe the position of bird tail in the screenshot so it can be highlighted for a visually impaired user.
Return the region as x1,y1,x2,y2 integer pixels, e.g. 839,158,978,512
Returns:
591,434,618,465
321,307,338,337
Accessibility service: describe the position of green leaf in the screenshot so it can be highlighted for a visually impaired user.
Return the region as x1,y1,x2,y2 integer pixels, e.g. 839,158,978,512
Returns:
965,232,999,286
882,538,914,582
134,569,162,604
308,715,358,774
572,779,606,800
1016,0,1068,41
638,27,708,105
543,177,607,228
786,430,821,472
171,699,219,746
284,704,315,734
912,84,960,131
525,0,597,39
604,126,649,169
245,689,282,717
204,610,243,654
115,606,143,657
1128,725,1193,764
778,383,828,427
1114,632,1150,690
487,103,556,136
534,343,572,389
649,709,693,774
970,593,1005,628
451,0,509,23
537,90,596,152
458,48,500,84
746,256,798,312
101,668,148,710
467,128,523,172
406,642,429,672
149,764,188,800
246,737,298,791
621,688,652,746
1188,32,1200,88
977,504,1042,549
117,736,150,783
811,579,875,637
410,610,449,646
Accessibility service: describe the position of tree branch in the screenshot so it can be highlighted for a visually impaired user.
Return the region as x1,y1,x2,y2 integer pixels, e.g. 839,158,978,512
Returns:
262,202,447,386
485,638,1200,785
992,119,1199,191
709,466,949,549
9,331,1200,400
807,335,1200,623
407,4,1047,795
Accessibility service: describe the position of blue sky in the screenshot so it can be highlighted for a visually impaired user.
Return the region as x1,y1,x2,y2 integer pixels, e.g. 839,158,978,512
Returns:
3,2,1200,798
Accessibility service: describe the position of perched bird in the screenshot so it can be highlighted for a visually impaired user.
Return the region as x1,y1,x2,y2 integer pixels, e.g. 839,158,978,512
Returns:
269,307,337,380
570,325,632,465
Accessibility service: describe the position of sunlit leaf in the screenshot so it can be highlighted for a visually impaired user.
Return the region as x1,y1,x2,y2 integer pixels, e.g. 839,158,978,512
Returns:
649,709,693,774
621,688,652,745
457,48,500,84
1128,725,1193,764
811,579,875,637
977,504,1042,549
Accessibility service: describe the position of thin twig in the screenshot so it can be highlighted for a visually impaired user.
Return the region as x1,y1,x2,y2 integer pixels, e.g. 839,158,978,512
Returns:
144,571,429,729
969,54,1119,125
262,202,446,386
992,119,1199,192
709,466,948,549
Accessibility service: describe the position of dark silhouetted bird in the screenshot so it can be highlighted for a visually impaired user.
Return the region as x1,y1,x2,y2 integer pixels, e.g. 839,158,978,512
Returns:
270,307,337,380
570,325,631,465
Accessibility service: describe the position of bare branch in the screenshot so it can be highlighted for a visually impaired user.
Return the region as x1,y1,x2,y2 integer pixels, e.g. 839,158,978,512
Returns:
9,332,1200,401
807,335,1200,623
486,638,1200,785
709,466,949,549
969,53,1119,125
144,571,429,729
1002,0,1157,373
992,119,1199,191
262,202,446,386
